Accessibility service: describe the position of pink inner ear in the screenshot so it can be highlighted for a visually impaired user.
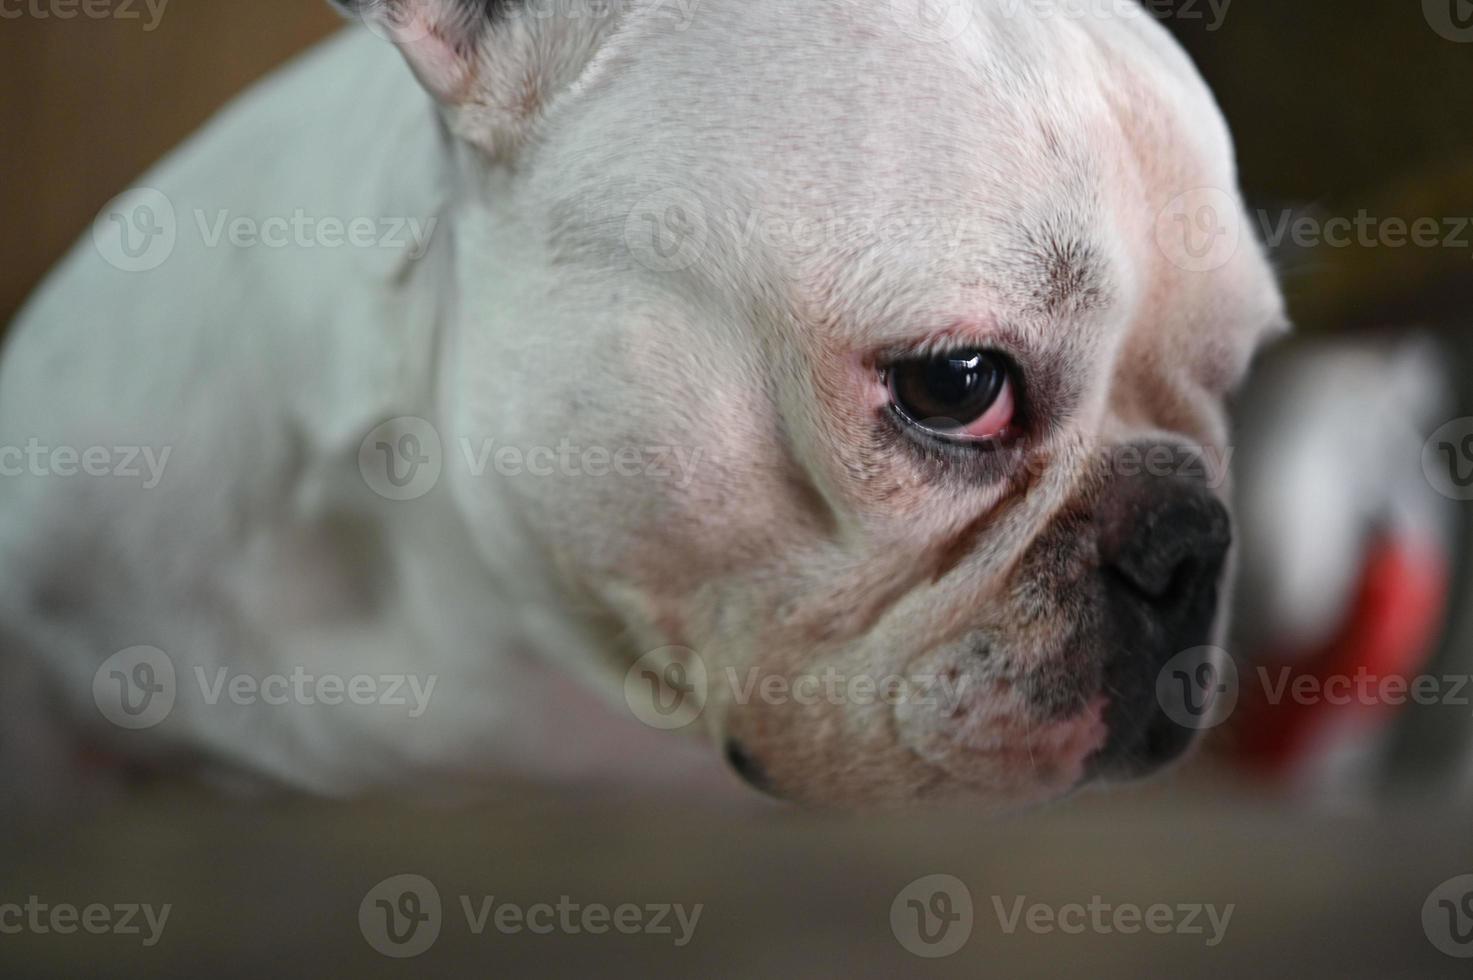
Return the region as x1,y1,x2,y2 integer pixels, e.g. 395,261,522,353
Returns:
390,11,477,104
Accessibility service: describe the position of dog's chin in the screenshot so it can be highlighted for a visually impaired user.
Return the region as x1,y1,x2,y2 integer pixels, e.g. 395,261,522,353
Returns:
723,697,1115,811
894,695,1114,809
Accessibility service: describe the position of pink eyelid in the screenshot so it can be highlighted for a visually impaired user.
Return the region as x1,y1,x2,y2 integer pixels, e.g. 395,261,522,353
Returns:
949,375,1016,441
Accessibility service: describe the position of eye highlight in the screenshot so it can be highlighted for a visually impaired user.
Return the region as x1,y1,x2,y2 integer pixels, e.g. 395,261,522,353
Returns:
886,350,1018,442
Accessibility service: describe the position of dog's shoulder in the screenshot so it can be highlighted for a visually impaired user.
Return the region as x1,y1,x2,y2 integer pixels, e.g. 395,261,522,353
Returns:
0,30,455,696
3,28,445,451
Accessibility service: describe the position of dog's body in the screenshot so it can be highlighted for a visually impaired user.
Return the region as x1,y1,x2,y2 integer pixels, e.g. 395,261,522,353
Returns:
1,0,1284,807
0,28,710,799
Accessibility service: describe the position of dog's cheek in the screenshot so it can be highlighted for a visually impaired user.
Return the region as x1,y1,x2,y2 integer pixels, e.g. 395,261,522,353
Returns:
481,421,801,670
722,696,940,807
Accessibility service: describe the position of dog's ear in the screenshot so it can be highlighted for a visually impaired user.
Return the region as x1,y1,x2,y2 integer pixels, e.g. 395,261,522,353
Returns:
333,0,622,157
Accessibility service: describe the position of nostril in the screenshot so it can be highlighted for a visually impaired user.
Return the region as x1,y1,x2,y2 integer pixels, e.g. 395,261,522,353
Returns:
1100,488,1232,611
1108,548,1209,608
724,739,772,793
1160,556,1207,609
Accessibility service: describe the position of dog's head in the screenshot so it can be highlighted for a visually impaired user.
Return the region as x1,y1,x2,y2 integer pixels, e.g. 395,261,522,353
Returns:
345,0,1286,807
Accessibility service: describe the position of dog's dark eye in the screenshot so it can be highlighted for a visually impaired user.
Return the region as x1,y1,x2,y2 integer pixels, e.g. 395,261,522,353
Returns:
888,350,1017,441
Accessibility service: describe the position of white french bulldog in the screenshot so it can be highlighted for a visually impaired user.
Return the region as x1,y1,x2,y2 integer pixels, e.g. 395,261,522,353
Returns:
0,0,1285,808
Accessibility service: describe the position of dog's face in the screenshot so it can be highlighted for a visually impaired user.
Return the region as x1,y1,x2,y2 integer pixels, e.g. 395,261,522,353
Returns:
348,0,1286,807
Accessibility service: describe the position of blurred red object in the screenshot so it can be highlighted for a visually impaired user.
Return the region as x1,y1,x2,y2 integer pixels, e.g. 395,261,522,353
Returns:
1234,534,1450,777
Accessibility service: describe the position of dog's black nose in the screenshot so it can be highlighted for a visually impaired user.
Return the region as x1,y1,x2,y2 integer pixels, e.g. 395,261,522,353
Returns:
1092,452,1234,777
1098,471,1232,614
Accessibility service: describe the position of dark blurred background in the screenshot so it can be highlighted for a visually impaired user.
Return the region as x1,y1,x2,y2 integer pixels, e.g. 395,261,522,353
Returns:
1168,2,1473,332
0,0,342,327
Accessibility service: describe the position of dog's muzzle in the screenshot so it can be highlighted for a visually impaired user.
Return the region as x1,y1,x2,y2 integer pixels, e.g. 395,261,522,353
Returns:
1090,453,1234,777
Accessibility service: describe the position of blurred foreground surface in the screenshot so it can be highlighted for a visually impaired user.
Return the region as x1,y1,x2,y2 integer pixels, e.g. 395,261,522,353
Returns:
2,784,1471,978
